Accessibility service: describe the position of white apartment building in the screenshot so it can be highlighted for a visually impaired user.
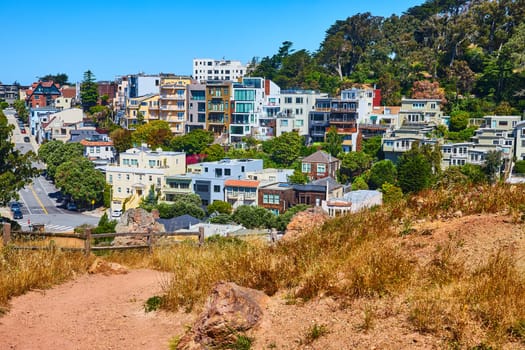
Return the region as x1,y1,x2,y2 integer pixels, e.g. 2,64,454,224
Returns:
104,145,186,210
278,90,327,137
193,58,247,82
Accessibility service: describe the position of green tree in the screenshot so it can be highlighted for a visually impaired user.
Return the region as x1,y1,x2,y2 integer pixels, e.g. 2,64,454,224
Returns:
38,141,84,179
13,100,29,123
92,212,117,234
0,110,39,204
460,164,487,184
367,160,397,190
109,128,133,153
323,126,342,157
381,183,404,205
397,145,433,193
483,150,503,183
38,73,69,86
170,129,213,154
231,205,275,229
514,160,525,174
448,110,470,132
55,157,106,207
362,135,383,160
352,176,369,191
262,131,303,167
80,70,99,112
207,200,232,215
338,151,372,183
203,144,226,161
288,169,308,184
131,120,172,149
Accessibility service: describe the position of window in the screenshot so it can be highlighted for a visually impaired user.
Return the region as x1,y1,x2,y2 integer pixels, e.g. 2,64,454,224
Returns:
284,97,292,104
195,184,208,192
204,167,208,173
499,121,508,126
295,97,303,104
317,164,326,173
225,169,231,176
109,175,113,183
149,160,155,167
149,175,153,181
126,174,130,180
214,185,221,193
412,103,425,109
263,194,280,204
280,120,288,127
302,163,311,173
215,168,222,177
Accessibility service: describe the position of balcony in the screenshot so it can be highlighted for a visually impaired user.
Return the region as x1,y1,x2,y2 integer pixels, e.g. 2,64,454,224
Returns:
330,107,357,113
225,192,257,200
160,105,184,111
328,126,357,134
160,94,185,101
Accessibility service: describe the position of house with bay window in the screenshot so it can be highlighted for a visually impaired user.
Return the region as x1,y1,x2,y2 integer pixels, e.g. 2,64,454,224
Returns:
301,150,340,181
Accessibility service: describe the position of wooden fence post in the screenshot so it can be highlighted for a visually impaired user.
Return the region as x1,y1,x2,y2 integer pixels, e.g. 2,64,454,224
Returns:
198,226,204,246
147,228,153,253
84,229,91,256
2,223,11,246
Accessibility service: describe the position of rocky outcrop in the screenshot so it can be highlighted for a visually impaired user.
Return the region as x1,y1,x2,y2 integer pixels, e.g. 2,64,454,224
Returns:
113,208,165,246
178,282,269,350
282,207,330,241
87,258,128,275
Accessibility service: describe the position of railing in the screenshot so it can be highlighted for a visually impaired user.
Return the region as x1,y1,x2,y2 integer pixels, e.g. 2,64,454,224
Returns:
2,224,204,256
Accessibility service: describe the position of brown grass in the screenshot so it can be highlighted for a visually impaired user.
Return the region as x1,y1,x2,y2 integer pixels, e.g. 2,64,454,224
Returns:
0,247,89,309
2,183,525,348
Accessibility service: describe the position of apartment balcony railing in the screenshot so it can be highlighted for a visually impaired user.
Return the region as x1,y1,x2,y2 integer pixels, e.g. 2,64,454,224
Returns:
160,94,185,100
330,107,357,113
225,192,257,200
160,105,184,111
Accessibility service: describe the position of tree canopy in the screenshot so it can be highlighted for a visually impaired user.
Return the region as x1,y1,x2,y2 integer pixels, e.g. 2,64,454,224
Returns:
0,110,39,204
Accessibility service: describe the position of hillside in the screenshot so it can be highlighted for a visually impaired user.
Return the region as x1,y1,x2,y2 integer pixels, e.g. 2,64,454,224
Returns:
2,184,525,349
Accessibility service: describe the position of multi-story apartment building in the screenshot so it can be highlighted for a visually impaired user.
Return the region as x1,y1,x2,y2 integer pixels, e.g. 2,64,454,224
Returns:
159,75,193,135
398,98,443,127
514,120,525,161
278,90,327,137
206,81,232,136
382,123,440,163
245,168,293,182
0,83,23,105
186,83,207,132
192,158,263,206
105,145,186,210
309,97,332,144
224,179,259,209
328,96,360,152
123,94,160,129
441,115,519,170
128,73,160,98
193,58,247,82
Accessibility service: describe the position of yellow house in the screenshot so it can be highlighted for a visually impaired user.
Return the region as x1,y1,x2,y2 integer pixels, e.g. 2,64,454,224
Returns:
124,94,160,129
159,76,193,135
104,145,186,210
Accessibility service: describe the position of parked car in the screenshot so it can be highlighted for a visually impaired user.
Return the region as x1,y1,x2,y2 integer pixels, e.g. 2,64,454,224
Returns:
9,201,21,212
20,128,26,134
111,209,123,218
23,136,30,142
66,201,77,211
12,208,23,219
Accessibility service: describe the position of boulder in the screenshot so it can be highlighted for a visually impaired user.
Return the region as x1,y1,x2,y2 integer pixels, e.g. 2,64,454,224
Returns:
178,282,269,349
87,258,128,275
282,207,329,241
113,208,165,246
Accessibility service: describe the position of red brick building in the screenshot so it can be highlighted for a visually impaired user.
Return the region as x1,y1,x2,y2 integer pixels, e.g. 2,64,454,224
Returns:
301,150,340,181
25,81,61,108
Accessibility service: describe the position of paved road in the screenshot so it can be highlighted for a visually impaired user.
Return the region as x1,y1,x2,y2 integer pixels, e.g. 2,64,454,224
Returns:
4,108,100,232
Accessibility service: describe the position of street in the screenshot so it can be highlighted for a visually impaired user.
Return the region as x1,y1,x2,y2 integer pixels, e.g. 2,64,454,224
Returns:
3,108,100,232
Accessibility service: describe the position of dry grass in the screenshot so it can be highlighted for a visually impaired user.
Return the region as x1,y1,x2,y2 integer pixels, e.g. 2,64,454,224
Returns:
2,183,525,348
0,247,89,309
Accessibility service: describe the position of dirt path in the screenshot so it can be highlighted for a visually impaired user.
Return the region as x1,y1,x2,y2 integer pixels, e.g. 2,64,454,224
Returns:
0,269,193,350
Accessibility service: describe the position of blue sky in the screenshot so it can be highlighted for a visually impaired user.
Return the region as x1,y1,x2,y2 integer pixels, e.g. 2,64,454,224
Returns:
2,0,424,85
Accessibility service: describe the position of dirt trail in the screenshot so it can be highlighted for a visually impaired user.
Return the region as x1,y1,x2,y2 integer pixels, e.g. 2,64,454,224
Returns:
0,269,193,350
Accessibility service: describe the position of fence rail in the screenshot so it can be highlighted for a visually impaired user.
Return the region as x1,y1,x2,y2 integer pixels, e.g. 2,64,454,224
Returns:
2,223,205,256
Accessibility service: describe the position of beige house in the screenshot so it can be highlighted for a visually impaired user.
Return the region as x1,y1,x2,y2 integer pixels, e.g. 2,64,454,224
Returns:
159,76,193,135
123,94,160,129
41,108,84,143
398,98,443,127
104,145,186,210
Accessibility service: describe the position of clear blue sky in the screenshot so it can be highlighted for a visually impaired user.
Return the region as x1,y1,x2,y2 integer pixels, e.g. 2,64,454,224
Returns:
1,0,424,85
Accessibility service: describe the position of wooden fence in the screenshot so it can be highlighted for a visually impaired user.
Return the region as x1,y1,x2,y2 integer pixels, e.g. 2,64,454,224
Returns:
1,223,205,256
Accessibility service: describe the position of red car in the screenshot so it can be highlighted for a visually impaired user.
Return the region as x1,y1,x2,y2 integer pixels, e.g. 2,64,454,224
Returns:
20,128,26,134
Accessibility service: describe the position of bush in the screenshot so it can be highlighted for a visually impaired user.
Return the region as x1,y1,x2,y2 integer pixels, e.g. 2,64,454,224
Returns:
514,160,525,174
